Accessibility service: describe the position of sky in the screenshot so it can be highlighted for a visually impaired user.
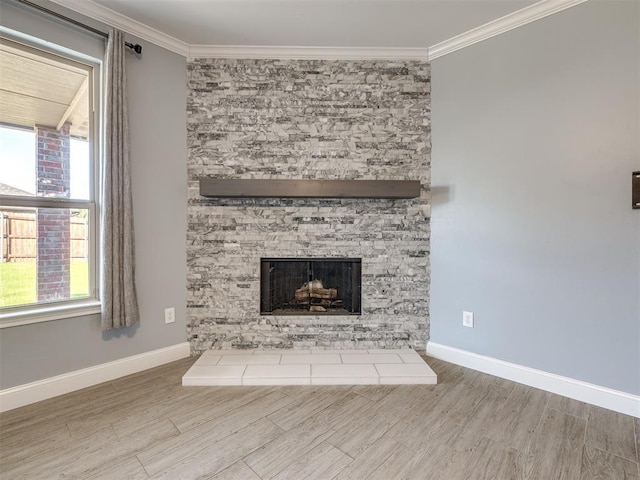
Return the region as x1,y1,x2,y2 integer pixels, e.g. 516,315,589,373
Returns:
0,126,90,199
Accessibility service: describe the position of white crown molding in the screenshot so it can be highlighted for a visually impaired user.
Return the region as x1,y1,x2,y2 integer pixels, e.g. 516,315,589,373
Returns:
0,342,190,412
188,45,428,61
428,0,590,60
46,0,189,56
45,0,587,60
427,342,640,418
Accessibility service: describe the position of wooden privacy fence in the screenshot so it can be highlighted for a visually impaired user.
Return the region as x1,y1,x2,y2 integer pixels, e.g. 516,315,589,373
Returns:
0,211,88,262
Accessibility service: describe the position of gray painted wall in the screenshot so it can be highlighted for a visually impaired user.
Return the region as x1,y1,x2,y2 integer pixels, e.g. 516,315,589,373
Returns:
0,0,188,389
430,0,640,395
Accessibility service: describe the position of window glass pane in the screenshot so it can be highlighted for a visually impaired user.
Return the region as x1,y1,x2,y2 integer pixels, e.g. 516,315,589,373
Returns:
70,208,89,299
0,207,89,308
0,208,36,307
0,127,35,196
0,39,91,200
0,127,91,200
70,138,90,200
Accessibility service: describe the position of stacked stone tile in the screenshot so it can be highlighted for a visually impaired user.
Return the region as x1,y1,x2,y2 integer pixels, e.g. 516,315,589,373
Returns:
187,59,431,353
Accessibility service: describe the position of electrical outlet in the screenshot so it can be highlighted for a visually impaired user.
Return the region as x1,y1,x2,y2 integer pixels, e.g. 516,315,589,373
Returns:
463,311,474,328
164,307,175,324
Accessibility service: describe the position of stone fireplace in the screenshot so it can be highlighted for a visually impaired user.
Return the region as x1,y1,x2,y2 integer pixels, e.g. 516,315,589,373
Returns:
187,58,431,354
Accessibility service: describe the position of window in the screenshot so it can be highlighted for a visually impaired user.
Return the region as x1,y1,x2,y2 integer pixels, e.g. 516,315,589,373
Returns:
0,37,100,326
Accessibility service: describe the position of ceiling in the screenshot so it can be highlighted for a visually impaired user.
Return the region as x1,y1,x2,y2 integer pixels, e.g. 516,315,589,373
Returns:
89,0,538,48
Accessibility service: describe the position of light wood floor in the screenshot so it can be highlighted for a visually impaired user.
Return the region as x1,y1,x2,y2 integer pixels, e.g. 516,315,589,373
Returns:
1,356,638,480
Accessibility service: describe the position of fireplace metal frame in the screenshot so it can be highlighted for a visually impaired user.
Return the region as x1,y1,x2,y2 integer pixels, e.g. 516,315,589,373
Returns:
260,257,362,316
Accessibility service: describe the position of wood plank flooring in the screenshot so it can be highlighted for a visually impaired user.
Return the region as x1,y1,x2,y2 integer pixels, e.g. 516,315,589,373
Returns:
1,356,638,480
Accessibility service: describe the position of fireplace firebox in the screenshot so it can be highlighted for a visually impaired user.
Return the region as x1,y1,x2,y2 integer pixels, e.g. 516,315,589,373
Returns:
260,258,361,315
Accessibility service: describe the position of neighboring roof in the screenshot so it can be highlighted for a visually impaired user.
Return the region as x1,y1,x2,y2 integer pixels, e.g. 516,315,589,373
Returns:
0,38,89,138
0,182,34,196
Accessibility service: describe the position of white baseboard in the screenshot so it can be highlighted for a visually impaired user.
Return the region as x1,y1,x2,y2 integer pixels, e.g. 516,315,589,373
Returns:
427,342,640,418
0,342,191,413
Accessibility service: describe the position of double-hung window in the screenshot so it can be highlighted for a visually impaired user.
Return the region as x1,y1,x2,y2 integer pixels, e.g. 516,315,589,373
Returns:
0,36,100,327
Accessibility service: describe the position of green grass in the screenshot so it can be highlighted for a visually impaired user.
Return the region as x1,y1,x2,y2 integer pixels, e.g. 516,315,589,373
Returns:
0,261,89,308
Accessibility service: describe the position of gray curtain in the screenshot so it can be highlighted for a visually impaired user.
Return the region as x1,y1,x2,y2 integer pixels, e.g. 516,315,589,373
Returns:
101,28,139,330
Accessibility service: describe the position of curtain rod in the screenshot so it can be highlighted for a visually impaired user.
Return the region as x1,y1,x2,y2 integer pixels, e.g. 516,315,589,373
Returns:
15,0,143,54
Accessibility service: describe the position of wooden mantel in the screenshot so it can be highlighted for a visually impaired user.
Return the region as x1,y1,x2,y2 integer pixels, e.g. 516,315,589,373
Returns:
199,179,421,199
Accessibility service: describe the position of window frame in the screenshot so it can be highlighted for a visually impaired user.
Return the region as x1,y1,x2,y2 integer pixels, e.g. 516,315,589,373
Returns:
0,35,102,328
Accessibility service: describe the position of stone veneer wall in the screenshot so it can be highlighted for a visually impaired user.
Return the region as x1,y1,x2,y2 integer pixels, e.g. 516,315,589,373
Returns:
187,59,430,353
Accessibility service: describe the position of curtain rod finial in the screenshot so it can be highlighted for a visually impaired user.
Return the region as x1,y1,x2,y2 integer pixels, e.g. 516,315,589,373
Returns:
125,42,143,55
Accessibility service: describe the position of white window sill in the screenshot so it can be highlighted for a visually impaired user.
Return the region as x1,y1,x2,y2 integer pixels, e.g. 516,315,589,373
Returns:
0,300,101,329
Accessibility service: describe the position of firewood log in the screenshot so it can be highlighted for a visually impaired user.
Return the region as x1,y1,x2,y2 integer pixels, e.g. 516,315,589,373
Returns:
295,287,337,298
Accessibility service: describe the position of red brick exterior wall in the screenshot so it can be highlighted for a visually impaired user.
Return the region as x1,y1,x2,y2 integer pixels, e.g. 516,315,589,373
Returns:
36,124,71,302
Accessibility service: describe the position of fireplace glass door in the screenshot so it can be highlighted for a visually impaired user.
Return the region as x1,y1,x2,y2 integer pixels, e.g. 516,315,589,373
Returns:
260,258,361,315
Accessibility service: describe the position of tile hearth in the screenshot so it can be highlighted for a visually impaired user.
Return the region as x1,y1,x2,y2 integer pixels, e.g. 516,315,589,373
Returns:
182,349,437,386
